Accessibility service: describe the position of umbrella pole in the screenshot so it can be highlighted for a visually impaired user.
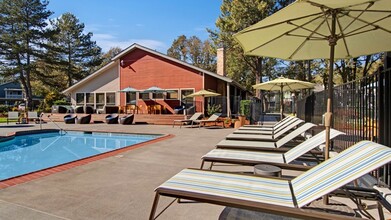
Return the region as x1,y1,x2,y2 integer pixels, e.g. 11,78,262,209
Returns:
280,85,284,120
324,11,337,205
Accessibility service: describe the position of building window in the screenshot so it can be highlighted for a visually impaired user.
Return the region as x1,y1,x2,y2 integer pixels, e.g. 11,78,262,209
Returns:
86,93,94,105
76,93,85,105
106,93,116,105
166,90,179,100
181,89,194,102
152,93,163,99
96,93,104,109
139,92,150,100
126,92,137,104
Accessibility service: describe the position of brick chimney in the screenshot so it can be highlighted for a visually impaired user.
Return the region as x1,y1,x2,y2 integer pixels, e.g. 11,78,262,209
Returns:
217,48,226,76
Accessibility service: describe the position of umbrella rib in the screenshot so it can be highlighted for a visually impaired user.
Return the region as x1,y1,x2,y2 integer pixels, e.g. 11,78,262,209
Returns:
336,17,351,58
239,12,323,34
341,2,374,33
343,13,391,35
288,17,327,59
248,13,326,54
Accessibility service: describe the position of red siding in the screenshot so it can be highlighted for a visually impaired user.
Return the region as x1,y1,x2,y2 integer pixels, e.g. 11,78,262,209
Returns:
119,49,204,112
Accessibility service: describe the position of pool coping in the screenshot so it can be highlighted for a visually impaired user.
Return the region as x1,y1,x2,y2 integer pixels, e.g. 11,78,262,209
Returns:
0,129,173,190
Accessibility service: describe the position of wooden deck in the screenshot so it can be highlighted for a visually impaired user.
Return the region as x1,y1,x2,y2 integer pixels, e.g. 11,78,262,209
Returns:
43,113,187,125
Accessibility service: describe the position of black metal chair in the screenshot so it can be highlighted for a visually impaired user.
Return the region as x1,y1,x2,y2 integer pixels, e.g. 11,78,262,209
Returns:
77,114,91,124
84,106,94,114
119,114,134,125
105,114,119,124
64,114,77,124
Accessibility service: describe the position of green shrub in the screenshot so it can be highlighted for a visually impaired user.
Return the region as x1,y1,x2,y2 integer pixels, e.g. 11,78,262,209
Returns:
53,99,69,105
207,104,222,116
0,105,10,115
240,100,251,118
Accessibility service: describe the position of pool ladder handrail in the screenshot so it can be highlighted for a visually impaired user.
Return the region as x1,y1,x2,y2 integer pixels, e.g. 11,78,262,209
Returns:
45,114,67,134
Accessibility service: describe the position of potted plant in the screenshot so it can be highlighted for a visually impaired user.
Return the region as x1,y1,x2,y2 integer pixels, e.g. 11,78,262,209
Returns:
239,100,251,126
223,118,232,128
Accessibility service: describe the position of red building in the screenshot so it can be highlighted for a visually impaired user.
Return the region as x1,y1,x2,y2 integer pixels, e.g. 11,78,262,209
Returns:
63,44,248,116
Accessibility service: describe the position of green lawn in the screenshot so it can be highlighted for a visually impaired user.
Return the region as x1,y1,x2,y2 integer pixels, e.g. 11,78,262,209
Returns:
0,117,18,123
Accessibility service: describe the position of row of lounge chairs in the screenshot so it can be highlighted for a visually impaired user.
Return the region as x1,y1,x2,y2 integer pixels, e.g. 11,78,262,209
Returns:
63,114,134,125
150,115,391,219
172,113,223,128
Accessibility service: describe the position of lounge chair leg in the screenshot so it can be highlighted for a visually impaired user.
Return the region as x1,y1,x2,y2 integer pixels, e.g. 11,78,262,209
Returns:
209,162,214,170
377,201,385,220
200,160,205,169
149,193,160,220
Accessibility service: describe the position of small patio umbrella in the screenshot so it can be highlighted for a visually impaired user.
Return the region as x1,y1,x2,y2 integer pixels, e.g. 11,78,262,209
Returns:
253,77,314,119
118,86,139,93
185,89,221,114
143,86,166,101
143,86,166,113
234,0,391,161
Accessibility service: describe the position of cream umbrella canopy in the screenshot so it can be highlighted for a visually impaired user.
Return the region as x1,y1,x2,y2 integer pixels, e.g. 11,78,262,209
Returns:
185,90,221,114
253,77,314,119
234,0,391,161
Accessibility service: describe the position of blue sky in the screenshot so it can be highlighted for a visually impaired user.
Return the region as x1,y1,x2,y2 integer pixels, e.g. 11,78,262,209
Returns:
47,0,222,53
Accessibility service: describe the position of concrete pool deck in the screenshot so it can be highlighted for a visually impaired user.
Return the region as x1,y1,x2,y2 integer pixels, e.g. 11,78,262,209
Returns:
0,122,388,219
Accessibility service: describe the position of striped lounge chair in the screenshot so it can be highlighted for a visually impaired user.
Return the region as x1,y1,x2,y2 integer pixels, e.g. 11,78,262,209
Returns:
237,115,297,132
225,119,314,141
241,115,294,129
216,122,317,151
233,117,302,135
149,141,391,220
201,129,344,170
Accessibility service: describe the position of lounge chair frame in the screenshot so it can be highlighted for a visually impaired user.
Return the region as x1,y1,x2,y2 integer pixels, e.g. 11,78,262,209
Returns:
172,112,202,128
201,129,343,171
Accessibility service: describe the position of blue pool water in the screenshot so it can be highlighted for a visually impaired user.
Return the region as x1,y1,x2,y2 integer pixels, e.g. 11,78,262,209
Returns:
0,131,161,181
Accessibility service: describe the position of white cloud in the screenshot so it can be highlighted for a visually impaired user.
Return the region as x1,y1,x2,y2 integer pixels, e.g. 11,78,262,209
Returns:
92,33,167,53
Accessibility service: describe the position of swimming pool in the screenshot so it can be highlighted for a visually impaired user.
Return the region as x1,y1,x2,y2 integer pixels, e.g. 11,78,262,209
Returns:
0,131,162,181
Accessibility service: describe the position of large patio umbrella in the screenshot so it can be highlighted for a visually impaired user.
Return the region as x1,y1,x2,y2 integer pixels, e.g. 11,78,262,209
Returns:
253,77,314,119
185,89,221,114
234,0,391,161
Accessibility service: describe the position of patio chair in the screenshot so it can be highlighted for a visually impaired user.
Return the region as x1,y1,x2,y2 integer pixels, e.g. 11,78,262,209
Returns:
172,112,203,128
216,123,316,151
7,111,19,124
27,111,39,121
119,114,134,125
225,119,304,141
84,106,94,114
233,117,302,135
74,106,84,113
201,128,344,170
193,113,222,128
76,114,91,124
149,141,391,220
105,114,119,124
64,114,77,124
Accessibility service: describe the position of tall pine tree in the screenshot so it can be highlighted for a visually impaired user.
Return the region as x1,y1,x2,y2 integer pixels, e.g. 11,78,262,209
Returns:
49,13,102,87
0,0,53,106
